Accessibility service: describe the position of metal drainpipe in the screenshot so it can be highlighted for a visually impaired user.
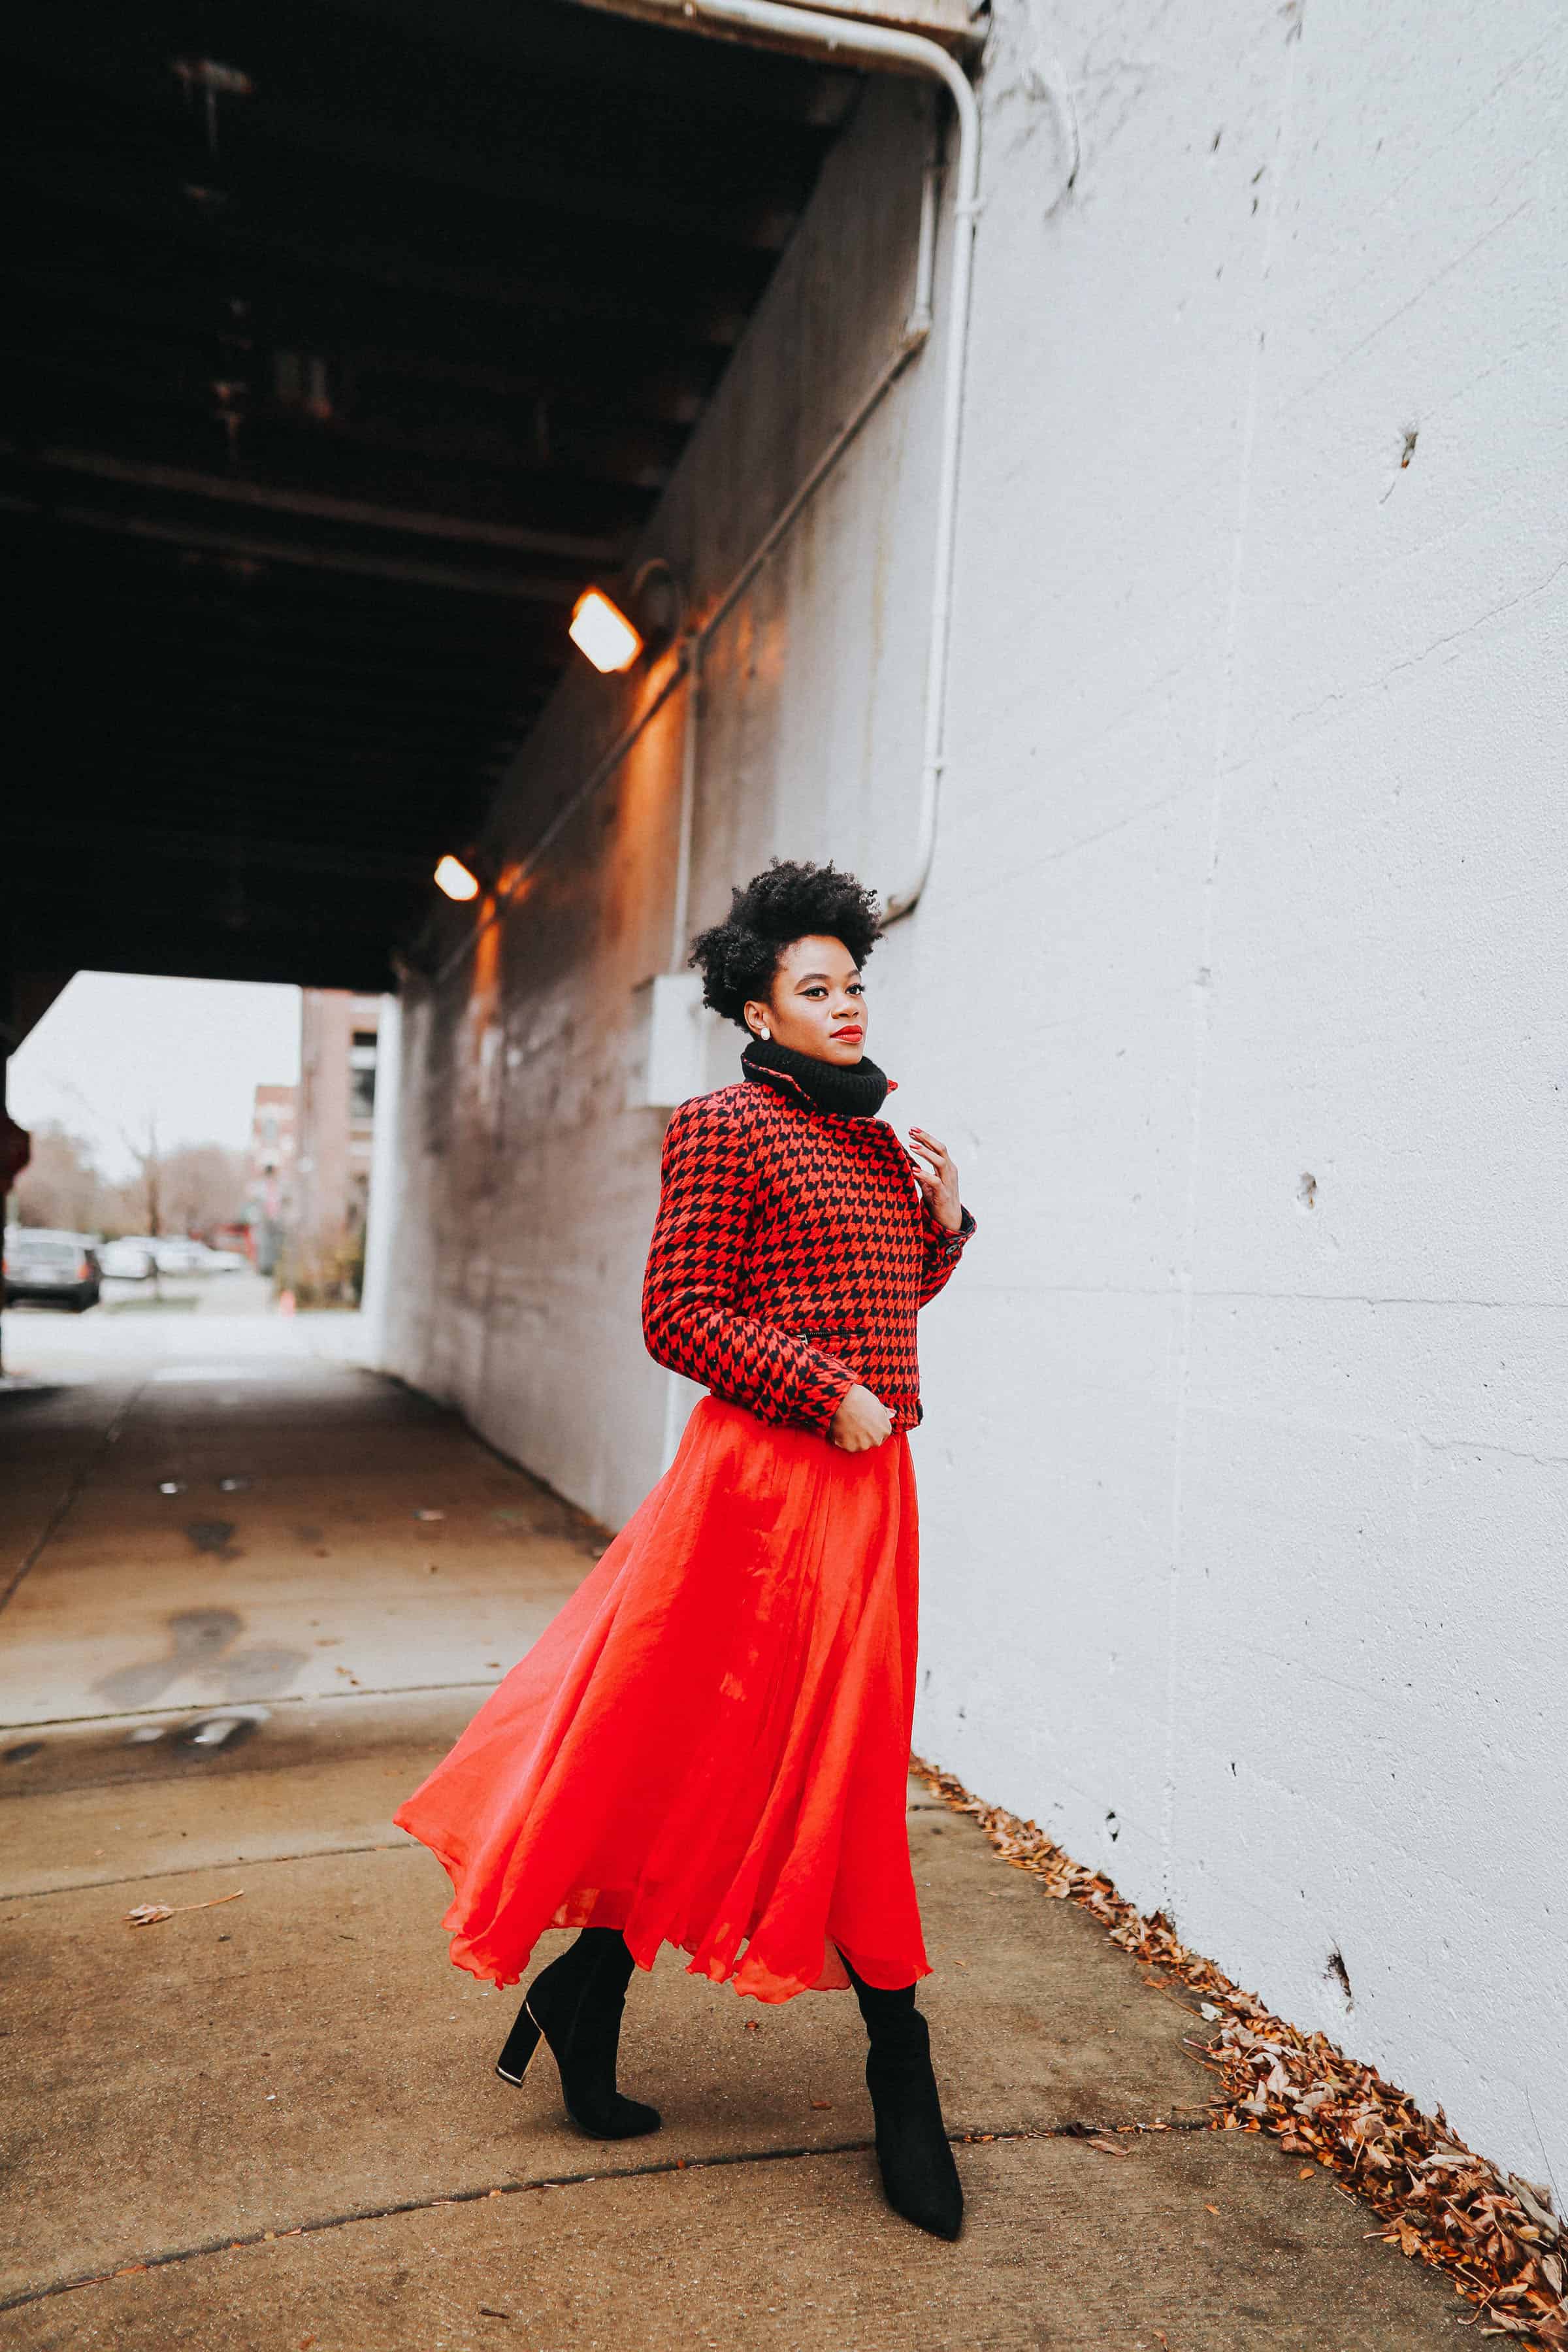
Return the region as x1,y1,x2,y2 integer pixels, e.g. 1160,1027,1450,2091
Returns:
633,0,982,926
668,632,702,969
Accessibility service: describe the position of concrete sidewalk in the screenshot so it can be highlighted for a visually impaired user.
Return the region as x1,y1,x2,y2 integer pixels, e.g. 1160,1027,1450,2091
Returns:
0,1319,1458,2349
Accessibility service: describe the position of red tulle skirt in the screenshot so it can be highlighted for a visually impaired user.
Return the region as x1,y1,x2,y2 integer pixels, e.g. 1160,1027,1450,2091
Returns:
393,1396,928,2002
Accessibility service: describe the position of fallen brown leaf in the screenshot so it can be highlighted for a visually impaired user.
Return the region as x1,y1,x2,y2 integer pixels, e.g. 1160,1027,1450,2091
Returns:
1086,2135,1132,2159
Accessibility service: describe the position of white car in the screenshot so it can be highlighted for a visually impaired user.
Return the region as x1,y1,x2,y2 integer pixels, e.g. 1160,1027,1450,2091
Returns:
99,1239,157,1279
149,1237,209,1274
201,1249,249,1274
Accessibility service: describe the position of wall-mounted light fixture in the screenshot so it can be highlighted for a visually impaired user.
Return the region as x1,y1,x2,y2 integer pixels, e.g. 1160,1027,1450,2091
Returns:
433,853,482,902
568,560,686,676
569,587,643,674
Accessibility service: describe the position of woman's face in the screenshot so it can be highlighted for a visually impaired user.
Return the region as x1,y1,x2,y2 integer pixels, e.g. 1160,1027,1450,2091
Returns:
745,934,867,1065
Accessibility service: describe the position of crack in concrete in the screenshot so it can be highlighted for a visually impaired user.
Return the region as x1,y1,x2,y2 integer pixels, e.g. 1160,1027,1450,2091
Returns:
0,2117,1213,2313
0,1839,419,1904
1,1680,502,1733
0,1372,153,1619
1,1757,420,1805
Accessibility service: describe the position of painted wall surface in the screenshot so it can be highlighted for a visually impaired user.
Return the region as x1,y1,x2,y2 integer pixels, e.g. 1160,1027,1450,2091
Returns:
376,1,1568,2191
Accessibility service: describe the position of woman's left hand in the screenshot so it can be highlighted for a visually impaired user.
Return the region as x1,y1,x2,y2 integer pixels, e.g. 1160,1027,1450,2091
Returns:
906,1127,963,1233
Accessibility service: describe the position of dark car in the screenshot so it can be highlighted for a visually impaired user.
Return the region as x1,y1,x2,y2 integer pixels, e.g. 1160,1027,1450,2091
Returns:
3,1230,103,1312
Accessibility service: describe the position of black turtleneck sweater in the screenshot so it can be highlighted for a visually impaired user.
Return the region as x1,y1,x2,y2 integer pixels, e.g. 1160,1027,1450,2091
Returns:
740,1032,894,1120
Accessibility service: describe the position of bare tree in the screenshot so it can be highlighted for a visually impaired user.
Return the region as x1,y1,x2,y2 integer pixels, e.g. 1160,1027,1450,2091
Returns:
161,1141,248,1236
119,1111,164,1238
9,1101,248,1245
8,1122,106,1232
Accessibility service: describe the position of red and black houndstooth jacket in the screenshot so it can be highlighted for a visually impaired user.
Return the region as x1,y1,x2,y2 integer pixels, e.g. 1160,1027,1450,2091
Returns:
642,1065,975,1435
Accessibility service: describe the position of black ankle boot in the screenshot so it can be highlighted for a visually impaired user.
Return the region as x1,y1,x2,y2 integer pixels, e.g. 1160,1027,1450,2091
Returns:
843,1960,963,2240
495,1927,661,2141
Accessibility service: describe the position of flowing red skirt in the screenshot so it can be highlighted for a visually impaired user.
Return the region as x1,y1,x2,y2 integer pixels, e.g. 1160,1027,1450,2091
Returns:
393,1396,928,2002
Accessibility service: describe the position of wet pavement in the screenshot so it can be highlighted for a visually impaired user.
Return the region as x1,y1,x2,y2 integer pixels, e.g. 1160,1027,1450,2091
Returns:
0,1308,1460,2348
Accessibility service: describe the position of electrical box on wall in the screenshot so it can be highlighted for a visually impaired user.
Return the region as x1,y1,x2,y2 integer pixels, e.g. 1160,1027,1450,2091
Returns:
627,971,707,1110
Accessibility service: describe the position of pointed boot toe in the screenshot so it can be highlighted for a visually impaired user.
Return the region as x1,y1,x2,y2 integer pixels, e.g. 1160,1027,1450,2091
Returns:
875,2114,964,2239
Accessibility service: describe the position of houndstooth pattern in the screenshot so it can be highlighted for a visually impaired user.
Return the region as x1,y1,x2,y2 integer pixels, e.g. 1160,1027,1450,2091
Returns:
642,1077,975,1435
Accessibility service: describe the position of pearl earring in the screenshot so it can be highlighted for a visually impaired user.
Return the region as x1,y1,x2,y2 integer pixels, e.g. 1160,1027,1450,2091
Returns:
759,1024,770,1041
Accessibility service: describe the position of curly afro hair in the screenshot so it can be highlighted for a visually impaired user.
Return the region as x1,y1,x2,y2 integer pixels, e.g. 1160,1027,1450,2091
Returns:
689,857,883,1029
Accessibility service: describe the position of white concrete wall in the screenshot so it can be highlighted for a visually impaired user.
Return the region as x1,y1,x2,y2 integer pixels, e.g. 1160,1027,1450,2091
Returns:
357,993,402,1367
382,0,1568,2191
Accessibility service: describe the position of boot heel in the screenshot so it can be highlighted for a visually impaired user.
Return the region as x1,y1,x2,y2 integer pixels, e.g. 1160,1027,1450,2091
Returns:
495,2001,542,2085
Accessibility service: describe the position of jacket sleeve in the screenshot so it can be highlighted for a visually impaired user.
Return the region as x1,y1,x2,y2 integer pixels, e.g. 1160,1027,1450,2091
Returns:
917,1197,977,1308
642,1094,861,1433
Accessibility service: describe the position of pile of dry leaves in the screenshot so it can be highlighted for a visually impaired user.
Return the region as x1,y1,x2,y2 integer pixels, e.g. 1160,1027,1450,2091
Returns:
911,1756,1566,2349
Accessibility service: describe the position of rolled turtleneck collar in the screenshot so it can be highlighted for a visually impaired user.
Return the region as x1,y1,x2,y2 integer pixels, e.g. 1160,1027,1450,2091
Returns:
741,1032,893,1119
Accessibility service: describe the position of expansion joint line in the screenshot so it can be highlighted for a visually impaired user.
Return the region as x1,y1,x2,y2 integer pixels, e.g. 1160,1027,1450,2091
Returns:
7,1676,506,1731
0,2117,1207,2313
0,1839,421,1906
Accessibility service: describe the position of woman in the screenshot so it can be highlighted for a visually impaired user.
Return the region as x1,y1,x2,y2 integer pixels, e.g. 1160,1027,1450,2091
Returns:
394,858,976,2240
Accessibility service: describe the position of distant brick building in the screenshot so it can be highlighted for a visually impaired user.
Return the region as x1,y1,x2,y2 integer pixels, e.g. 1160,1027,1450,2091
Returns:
295,992,382,1245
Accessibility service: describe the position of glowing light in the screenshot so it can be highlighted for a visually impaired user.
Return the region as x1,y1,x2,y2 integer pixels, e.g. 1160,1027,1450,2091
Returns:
569,587,643,674
434,854,480,902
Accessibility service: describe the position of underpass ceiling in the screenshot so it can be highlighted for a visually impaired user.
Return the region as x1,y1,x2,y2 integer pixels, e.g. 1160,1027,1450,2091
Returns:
3,0,861,991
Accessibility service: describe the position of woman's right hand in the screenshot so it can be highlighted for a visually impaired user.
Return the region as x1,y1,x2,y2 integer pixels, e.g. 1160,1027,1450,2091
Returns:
830,1384,894,1452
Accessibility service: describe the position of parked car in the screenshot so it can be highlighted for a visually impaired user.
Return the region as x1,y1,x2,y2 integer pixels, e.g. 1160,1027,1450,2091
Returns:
200,1248,249,1273
148,1236,210,1274
99,1238,157,1279
3,1230,102,1311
